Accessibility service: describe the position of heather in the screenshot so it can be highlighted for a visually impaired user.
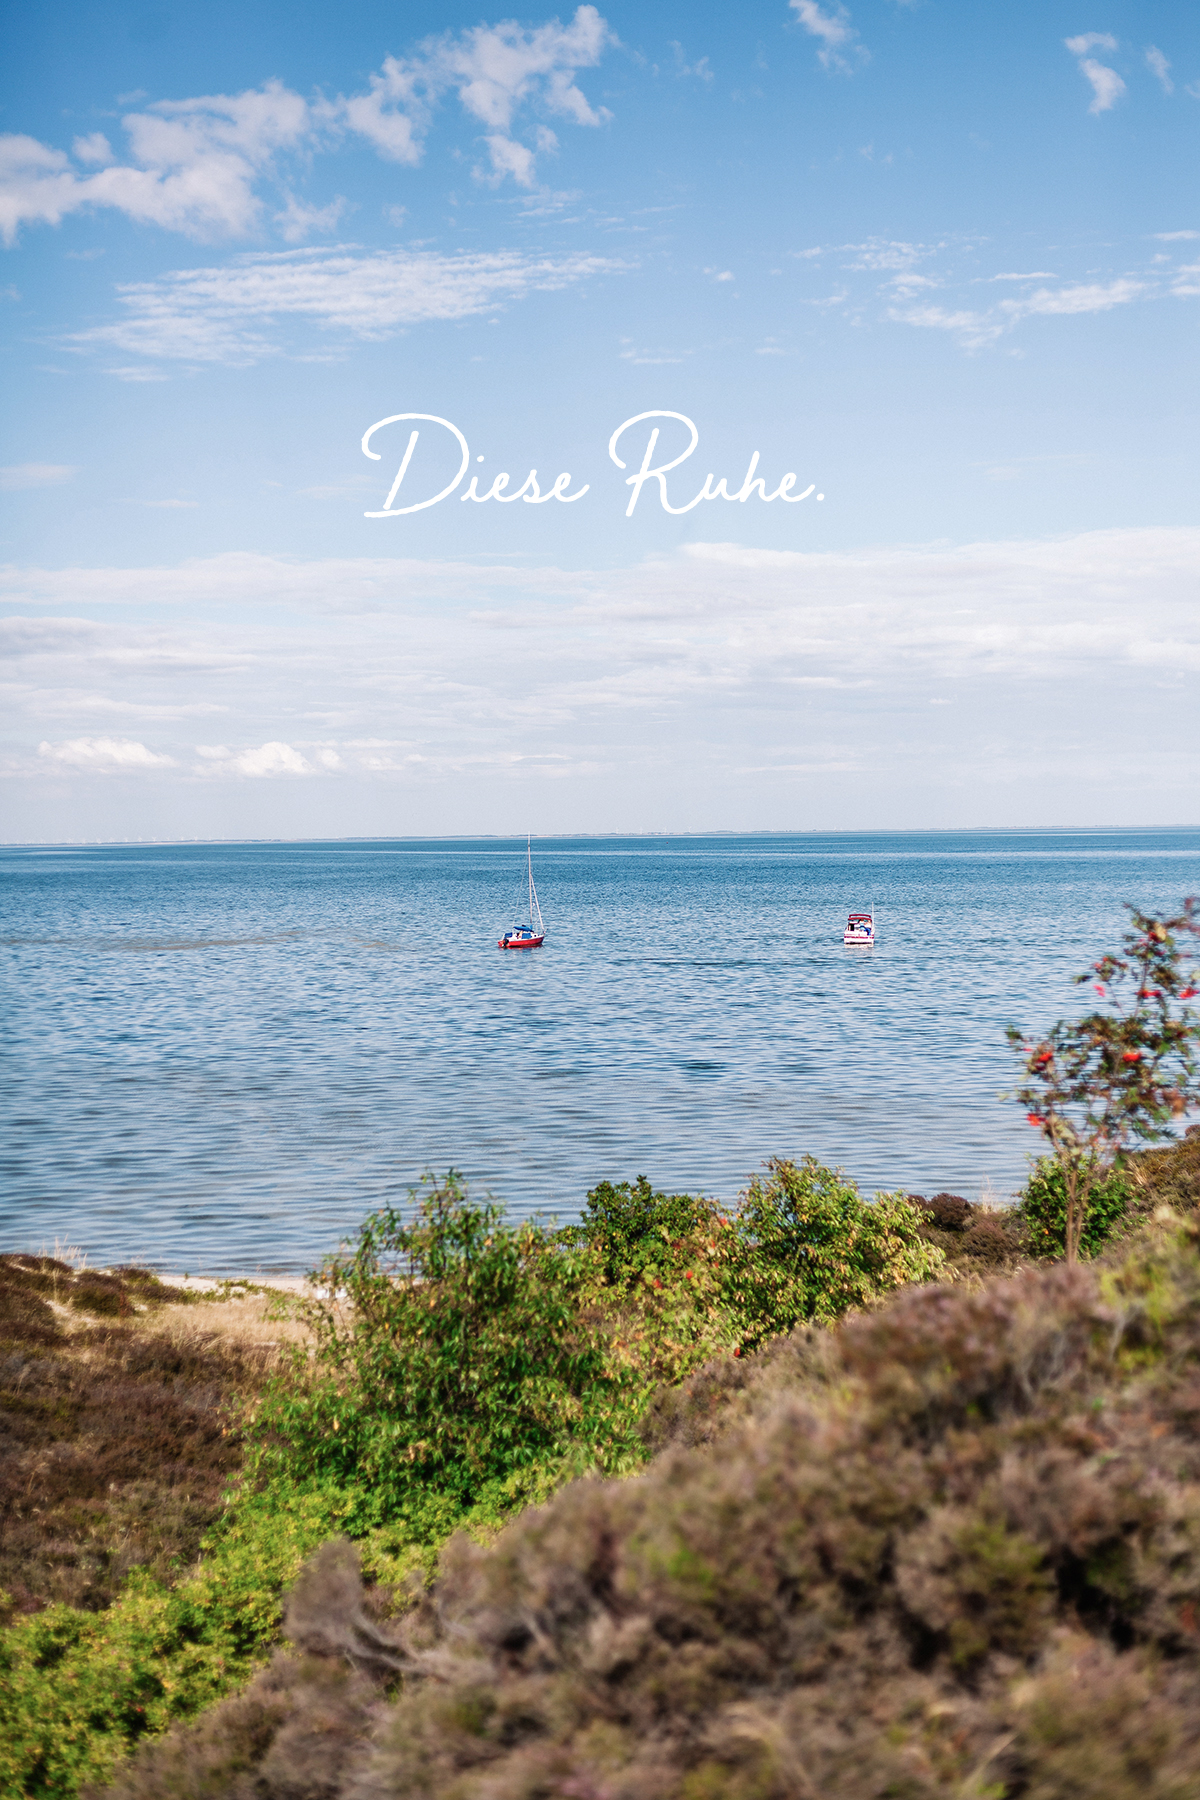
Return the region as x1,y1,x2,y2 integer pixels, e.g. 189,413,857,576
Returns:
95,1206,1200,1800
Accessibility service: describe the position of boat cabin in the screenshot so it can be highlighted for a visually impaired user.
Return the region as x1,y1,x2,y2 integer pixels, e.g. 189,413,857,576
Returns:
499,923,544,948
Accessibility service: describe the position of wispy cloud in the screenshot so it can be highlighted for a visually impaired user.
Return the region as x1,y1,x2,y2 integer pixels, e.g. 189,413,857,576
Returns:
792,235,1188,351
37,736,177,771
0,462,77,489
892,276,1148,349
1145,46,1173,94
342,5,611,185
789,0,864,73
1064,33,1126,114
670,43,713,83
74,245,627,367
0,7,614,246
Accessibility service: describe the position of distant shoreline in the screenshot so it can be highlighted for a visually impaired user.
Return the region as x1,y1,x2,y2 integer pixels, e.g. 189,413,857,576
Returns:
4,824,1200,850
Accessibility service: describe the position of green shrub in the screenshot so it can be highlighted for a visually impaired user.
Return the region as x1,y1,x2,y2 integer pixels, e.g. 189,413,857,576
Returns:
0,1480,366,1800
726,1155,944,1345
568,1176,728,1283
1019,1156,1130,1259
565,1177,742,1387
247,1174,642,1529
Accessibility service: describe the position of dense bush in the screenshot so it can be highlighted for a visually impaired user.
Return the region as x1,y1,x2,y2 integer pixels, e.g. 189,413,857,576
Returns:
247,1175,644,1535
0,1480,386,1800
251,1166,943,1537
99,1221,1200,1800
568,1176,728,1284
726,1154,944,1344
1019,1155,1131,1258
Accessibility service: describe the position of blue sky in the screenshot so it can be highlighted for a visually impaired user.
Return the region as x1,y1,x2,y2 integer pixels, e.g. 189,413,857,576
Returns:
1,0,1197,838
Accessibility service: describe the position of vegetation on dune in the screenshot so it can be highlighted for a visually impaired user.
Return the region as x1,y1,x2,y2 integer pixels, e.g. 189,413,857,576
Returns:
1009,898,1200,1262
0,1261,359,1800
0,1163,949,1798
95,1213,1200,1800
0,1258,261,1619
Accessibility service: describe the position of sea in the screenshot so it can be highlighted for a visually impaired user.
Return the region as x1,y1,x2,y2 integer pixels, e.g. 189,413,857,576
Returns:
2,829,1198,1276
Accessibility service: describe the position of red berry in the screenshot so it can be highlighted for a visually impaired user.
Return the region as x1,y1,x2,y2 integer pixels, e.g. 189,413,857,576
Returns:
1122,1050,1142,1063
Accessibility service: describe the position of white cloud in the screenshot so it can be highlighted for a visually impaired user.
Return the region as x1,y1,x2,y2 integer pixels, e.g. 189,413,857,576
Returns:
892,302,1004,350
105,365,171,383
273,193,347,243
71,133,114,166
0,82,312,245
1145,46,1173,93
195,740,314,775
0,462,77,489
0,9,614,244
37,736,176,770
343,5,612,187
1064,35,1126,114
670,44,713,82
6,532,1198,823
211,740,313,776
73,245,626,366
482,134,539,185
1064,32,1118,56
1009,276,1144,317
892,275,1149,348
790,0,863,72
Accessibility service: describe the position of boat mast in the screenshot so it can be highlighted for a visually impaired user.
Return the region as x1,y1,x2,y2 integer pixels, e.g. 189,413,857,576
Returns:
526,834,544,937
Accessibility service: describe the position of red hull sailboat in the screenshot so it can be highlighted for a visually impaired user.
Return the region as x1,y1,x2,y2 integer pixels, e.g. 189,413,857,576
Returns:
498,837,546,949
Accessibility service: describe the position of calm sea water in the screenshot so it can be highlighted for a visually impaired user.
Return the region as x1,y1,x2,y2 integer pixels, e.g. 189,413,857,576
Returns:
2,830,1198,1275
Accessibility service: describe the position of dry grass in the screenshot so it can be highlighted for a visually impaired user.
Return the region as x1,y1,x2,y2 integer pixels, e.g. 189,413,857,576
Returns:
0,1258,310,1620
151,1292,314,1355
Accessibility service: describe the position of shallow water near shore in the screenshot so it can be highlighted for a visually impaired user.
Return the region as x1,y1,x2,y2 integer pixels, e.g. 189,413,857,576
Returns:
2,828,1199,1275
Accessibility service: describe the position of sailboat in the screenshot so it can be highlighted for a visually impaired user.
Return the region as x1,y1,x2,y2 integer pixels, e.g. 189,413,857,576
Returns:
498,836,546,949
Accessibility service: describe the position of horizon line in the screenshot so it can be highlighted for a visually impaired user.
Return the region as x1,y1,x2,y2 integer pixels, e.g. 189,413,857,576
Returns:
4,824,1200,851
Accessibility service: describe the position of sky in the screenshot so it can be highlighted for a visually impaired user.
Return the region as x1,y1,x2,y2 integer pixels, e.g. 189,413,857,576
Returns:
1,0,1197,840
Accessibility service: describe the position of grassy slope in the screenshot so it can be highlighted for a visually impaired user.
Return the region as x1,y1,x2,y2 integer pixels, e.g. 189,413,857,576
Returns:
0,1263,371,1800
